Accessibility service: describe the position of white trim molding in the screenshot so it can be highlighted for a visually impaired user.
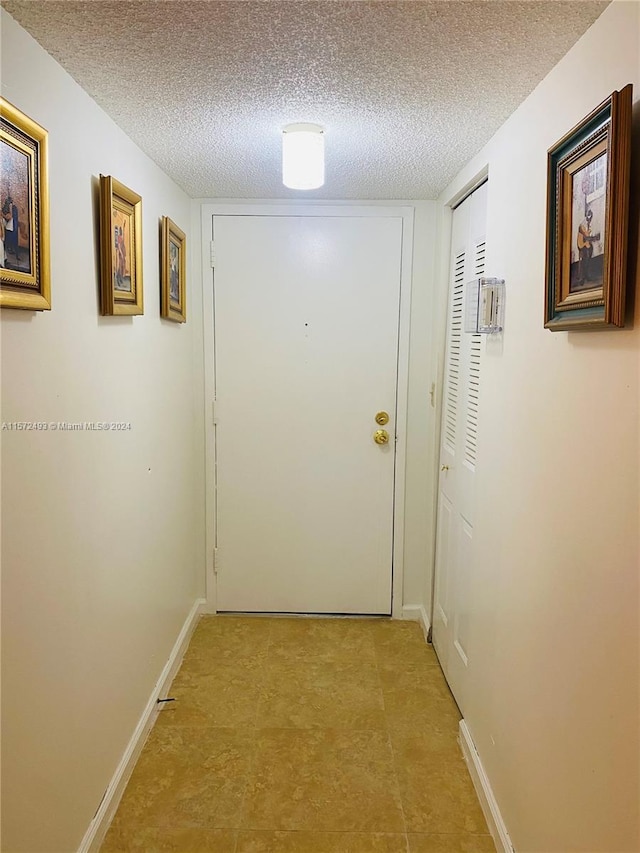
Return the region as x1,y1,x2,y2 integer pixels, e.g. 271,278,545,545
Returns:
401,604,431,642
459,720,515,853
77,598,206,853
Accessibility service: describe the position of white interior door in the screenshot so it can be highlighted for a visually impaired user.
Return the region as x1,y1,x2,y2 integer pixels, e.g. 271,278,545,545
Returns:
212,211,405,614
433,182,488,714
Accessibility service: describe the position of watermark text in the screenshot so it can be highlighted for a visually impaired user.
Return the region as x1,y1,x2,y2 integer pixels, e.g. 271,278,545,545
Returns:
2,421,132,432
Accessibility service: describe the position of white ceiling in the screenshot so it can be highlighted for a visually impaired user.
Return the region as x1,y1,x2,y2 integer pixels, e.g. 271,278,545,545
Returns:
3,0,609,199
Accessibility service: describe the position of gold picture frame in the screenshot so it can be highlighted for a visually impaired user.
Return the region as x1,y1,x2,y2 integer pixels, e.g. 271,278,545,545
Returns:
544,84,632,331
161,216,186,323
0,98,50,310
99,174,143,315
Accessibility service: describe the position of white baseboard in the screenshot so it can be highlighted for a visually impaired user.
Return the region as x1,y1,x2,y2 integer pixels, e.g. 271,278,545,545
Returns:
78,597,206,853
459,720,514,853
401,604,431,643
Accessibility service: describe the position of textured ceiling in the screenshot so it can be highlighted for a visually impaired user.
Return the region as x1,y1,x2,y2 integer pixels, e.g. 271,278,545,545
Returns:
3,1,609,199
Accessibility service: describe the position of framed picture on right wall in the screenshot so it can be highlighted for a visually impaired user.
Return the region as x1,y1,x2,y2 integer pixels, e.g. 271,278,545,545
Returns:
544,84,632,331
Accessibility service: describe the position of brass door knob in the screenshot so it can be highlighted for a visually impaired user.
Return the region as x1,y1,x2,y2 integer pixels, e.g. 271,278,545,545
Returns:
374,429,390,445
375,411,390,425
441,464,449,471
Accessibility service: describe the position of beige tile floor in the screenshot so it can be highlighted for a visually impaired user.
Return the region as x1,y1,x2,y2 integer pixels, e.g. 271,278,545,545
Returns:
102,617,495,853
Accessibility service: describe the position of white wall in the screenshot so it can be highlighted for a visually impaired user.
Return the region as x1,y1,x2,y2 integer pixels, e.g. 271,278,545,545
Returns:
1,11,205,852
433,2,639,850
192,197,437,618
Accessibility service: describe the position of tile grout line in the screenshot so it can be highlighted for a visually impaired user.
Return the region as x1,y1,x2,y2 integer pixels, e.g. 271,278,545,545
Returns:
377,626,492,849
233,617,275,845
372,632,410,852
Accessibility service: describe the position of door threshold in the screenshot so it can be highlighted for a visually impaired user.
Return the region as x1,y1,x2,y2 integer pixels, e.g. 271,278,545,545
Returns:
214,611,392,619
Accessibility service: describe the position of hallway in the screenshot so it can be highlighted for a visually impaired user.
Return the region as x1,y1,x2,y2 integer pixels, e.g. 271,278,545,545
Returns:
101,617,494,852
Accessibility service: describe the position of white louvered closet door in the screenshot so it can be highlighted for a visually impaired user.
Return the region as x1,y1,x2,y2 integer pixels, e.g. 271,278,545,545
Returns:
433,181,488,716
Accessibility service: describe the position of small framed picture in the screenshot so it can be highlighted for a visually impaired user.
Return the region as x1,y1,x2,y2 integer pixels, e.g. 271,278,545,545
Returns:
0,98,50,310
161,216,186,323
99,175,143,315
544,84,632,331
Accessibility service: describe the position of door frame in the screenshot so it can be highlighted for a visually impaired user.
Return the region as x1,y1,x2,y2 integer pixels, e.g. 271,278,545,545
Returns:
200,202,415,618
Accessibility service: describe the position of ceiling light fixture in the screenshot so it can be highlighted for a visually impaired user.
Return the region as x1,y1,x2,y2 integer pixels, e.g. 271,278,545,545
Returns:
282,122,324,190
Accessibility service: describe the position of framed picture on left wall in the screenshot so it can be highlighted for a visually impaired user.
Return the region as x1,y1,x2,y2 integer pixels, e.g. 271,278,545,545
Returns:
161,216,186,322
0,98,51,310
99,174,143,315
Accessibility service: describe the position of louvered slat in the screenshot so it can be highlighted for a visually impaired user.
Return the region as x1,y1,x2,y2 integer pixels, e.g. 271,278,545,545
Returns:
474,241,486,277
464,241,484,467
443,251,465,453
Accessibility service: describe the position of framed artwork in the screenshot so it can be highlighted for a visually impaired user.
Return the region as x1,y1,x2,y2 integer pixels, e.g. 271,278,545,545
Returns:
0,98,50,310
161,216,186,323
544,84,632,331
99,174,143,315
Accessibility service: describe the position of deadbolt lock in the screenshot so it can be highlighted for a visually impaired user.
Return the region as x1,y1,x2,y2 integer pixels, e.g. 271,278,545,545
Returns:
374,429,390,445
375,411,390,425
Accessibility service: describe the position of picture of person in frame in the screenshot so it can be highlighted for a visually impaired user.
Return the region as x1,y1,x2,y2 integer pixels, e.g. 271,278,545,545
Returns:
112,208,132,293
570,152,606,292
